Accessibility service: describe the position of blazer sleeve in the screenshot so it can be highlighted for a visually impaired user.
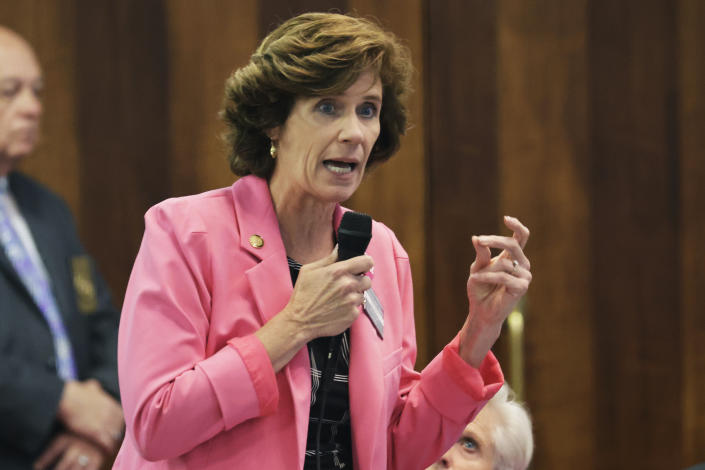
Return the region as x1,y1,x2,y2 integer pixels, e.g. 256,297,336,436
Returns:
386,233,504,470
118,203,278,461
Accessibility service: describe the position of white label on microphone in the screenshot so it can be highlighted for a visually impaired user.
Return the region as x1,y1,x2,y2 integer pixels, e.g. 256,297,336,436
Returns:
363,288,384,339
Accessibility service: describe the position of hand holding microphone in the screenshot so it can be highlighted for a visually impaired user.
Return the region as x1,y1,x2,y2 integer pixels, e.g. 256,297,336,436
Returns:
284,212,374,340
257,212,377,373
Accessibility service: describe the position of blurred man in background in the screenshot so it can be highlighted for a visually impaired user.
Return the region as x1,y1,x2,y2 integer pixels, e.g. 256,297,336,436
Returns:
0,26,123,470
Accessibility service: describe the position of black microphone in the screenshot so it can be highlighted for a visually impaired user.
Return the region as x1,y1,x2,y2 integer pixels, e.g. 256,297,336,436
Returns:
338,212,384,339
324,211,372,359
315,212,372,470
337,211,372,261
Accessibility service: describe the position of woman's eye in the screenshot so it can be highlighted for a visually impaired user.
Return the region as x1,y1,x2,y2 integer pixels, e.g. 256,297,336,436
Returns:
317,101,336,115
358,103,378,118
460,437,478,452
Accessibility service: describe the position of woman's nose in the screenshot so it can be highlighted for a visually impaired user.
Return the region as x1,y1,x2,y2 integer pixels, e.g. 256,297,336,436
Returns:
338,112,364,144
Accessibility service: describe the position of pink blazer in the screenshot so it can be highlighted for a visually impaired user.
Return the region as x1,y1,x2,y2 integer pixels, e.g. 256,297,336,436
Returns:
113,175,503,470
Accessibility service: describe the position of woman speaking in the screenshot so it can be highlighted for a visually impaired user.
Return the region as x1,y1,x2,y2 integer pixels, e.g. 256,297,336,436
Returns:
114,12,532,470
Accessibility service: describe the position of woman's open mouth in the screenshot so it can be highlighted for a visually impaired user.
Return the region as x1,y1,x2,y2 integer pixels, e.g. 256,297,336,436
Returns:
323,160,356,174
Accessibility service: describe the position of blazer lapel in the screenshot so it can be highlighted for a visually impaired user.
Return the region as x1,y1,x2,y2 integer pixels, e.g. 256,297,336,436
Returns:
13,186,76,332
0,179,30,297
231,176,312,464
232,176,292,325
244,247,313,462
0,242,29,297
22,211,73,315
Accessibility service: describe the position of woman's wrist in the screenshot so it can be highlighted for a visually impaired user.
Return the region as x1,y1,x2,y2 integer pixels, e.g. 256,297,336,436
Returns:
458,317,502,368
254,307,310,372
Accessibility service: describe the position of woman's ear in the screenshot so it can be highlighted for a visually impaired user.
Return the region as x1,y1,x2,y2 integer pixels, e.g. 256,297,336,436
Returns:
265,127,280,141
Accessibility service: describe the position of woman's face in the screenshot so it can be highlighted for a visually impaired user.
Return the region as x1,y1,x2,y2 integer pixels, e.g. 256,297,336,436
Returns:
268,69,382,205
426,405,497,470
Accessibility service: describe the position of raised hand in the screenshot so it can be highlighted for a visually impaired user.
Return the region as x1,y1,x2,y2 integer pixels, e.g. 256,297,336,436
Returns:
460,216,532,367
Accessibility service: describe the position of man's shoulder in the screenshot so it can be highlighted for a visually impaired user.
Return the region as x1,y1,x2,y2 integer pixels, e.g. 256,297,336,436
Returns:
8,172,74,225
8,172,66,206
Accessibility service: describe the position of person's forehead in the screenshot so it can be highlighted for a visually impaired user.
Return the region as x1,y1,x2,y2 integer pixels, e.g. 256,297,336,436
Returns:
345,70,381,93
465,404,499,439
0,41,42,80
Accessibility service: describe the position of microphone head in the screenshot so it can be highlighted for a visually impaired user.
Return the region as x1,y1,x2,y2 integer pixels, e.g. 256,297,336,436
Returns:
337,211,372,261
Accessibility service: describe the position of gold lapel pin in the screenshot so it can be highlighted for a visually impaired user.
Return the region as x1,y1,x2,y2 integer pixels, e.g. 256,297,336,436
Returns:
249,234,264,248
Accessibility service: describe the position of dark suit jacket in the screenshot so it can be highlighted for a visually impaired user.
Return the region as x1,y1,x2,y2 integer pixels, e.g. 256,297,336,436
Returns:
0,172,120,469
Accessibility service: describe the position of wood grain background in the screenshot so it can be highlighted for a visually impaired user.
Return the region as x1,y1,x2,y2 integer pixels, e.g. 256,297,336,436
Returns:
2,1,703,467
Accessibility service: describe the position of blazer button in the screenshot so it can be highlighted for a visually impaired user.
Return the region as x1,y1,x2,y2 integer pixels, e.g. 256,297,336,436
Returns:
249,234,264,248
45,357,56,371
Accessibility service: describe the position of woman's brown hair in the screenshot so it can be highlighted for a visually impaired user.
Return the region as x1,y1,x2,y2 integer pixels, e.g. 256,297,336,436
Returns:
222,12,413,178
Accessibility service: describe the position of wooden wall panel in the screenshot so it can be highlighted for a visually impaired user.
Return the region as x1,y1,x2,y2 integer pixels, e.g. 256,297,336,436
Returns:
426,1,500,361
258,0,348,37
589,1,681,467
345,0,429,364
74,0,171,304
497,1,595,467
164,0,258,196
679,0,705,465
